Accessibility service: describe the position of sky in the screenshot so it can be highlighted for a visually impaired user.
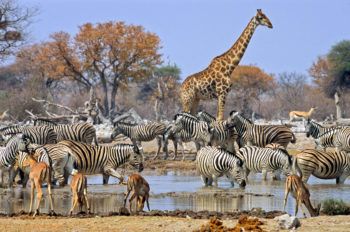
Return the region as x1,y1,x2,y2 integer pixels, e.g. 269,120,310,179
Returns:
19,0,350,80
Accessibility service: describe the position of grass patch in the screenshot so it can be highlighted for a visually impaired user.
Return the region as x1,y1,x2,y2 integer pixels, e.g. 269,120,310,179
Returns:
322,199,350,215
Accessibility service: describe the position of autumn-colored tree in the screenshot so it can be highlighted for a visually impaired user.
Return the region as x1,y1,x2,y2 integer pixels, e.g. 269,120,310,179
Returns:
0,0,36,61
310,40,350,119
229,65,275,116
17,21,162,117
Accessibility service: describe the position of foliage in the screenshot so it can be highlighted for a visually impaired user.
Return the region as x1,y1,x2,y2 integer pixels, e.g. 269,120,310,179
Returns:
322,199,350,215
16,21,162,116
229,65,275,116
0,0,36,61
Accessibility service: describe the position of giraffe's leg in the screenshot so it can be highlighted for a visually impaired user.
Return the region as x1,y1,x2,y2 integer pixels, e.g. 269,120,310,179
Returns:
217,94,227,121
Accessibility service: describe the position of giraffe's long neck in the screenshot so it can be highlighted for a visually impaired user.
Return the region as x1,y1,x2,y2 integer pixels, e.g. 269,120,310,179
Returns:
211,17,258,75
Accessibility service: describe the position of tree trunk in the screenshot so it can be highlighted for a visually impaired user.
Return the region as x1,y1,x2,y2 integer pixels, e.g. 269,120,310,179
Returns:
110,82,119,116
101,78,109,117
335,91,342,120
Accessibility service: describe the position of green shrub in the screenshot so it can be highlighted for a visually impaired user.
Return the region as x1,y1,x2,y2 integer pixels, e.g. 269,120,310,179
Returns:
322,199,350,215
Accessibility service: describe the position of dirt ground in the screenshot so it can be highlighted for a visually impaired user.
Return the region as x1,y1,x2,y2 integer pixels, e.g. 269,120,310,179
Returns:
1,215,350,232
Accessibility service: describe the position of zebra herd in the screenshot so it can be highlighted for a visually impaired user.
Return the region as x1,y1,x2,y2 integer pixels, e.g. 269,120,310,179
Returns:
1,109,350,215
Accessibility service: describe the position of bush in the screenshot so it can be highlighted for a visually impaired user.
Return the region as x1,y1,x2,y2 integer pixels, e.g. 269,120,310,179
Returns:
322,199,350,215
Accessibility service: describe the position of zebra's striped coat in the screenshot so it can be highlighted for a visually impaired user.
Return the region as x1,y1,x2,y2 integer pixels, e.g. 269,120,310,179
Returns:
334,127,350,152
58,140,144,184
0,125,57,145
295,149,350,184
34,119,98,145
196,146,246,187
305,119,342,151
228,111,296,148
237,145,292,180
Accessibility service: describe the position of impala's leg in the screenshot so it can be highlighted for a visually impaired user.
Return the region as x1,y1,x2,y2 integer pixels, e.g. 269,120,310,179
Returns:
84,187,90,214
29,179,35,215
124,189,131,208
70,191,78,215
146,195,150,211
34,179,42,217
283,184,290,212
129,192,137,213
47,183,55,215
294,197,300,216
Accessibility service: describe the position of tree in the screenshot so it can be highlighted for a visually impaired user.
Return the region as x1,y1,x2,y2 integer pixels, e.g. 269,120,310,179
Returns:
17,21,162,117
310,40,350,120
138,64,181,120
229,65,275,116
0,0,36,61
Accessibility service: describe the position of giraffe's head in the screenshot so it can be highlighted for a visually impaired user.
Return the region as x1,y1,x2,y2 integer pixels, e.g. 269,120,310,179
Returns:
255,9,273,29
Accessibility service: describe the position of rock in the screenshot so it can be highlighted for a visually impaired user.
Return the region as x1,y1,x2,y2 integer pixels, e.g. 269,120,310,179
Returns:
274,214,301,229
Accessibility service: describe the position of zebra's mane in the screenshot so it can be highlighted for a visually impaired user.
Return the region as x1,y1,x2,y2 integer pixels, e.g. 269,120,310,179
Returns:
114,121,137,127
174,112,199,121
197,111,216,122
34,118,58,126
218,147,243,167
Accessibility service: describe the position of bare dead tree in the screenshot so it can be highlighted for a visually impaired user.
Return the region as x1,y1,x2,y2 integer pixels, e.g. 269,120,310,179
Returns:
0,0,37,61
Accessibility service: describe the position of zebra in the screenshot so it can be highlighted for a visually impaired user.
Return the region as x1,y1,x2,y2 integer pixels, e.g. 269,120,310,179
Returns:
334,127,350,152
34,119,98,145
196,146,246,187
0,134,32,187
227,111,296,148
197,111,238,153
111,121,166,158
294,149,350,184
173,112,212,148
305,119,342,151
0,125,57,145
161,122,201,161
236,145,292,181
57,140,144,185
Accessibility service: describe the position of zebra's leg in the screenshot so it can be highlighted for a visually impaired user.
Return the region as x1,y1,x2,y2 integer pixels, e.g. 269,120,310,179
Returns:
178,141,185,161
200,175,207,186
262,169,268,181
172,140,178,161
102,174,110,185
0,169,3,187
272,170,281,181
155,136,163,160
337,173,348,184
212,175,218,187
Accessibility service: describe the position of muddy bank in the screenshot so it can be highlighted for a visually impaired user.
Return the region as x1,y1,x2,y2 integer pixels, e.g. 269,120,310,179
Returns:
0,208,284,220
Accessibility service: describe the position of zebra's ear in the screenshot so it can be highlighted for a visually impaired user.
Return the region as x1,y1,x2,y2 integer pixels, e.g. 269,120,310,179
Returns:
229,110,239,117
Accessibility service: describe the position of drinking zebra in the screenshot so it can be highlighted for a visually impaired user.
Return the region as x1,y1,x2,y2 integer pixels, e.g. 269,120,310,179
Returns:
197,111,238,153
111,121,166,158
0,134,32,187
196,146,246,187
58,140,144,185
294,149,350,184
305,119,342,151
227,111,296,148
236,145,292,181
34,119,98,145
0,125,57,145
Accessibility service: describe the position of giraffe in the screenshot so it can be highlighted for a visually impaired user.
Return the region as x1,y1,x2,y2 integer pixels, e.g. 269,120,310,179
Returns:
180,9,273,121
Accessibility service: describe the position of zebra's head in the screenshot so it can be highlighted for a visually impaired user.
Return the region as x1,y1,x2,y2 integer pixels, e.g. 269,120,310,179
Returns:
128,145,144,172
305,118,313,138
227,157,246,188
16,134,33,153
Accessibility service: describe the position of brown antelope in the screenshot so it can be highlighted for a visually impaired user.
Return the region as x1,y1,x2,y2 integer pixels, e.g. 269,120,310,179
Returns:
123,173,150,213
25,151,55,217
283,174,321,217
69,173,90,215
289,107,317,122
